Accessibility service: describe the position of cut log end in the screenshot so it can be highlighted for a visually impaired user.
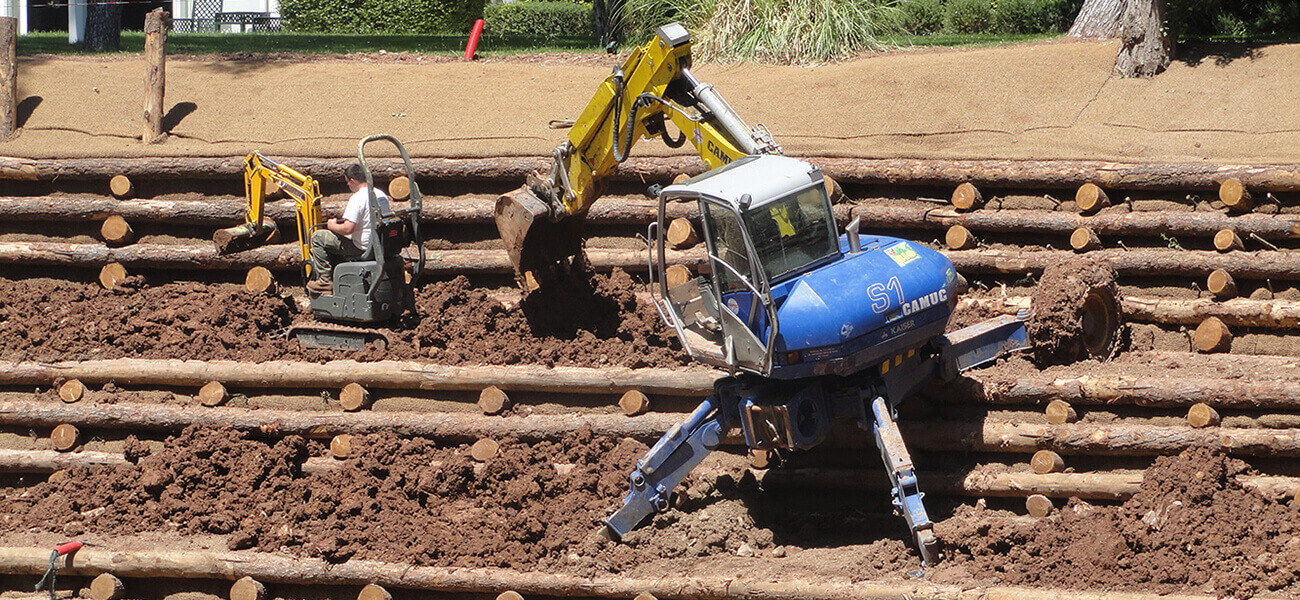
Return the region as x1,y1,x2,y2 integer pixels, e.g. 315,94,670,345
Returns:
749,449,774,470
1207,269,1238,299
1045,400,1078,424
945,225,978,250
1075,183,1109,214
244,266,278,296
633,593,657,600
1219,178,1254,213
51,423,80,452
101,215,135,246
667,218,700,249
496,592,525,600
359,583,394,600
665,264,693,290
98,262,129,290
214,218,281,255
1213,229,1245,252
340,382,371,412
1193,317,1233,354
1187,403,1221,428
1026,494,1054,518
671,173,691,185
951,182,983,211
1030,449,1065,474
90,572,126,600
58,379,87,403
824,174,845,204
619,390,650,416
330,434,353,459
230,576,267,600
388,176,411,201
109,174,134,199
470,438,499,462
199,381,229,407
478,386,511,415
1069,227,1101,253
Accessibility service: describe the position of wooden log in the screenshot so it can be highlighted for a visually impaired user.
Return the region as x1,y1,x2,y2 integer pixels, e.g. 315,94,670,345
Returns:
141,8,167,144
360,583,393,600
50,424,79,452
1074,183,1109,214
58,379,86,403
496,591,524,600
950,182,983,211
943,247,1300,281
98,262,128,290
901,420,1300,458
478,386,511,415
340,383,371,412
213,218,281,255
823,174,844,203
1030,450,1065,474
470,438,499,462
0,17,14,140
1213,228,1245,252
330,434,353,459
1207,269,1237,299
944,225,978,250
1069,227,1101,252
1025,494,1053,518
949,366,1300,410
198,381,228,407
1193,317,1232,353
230,576,266,600
0,448,129,472
748,449,774,470
1187,403,1221,428
665,264,693,289
109,175,134,199
1219,178,1254,213
100,215,135,247
667,218,699,249
967,294,1300,330
0,359,719,397
387,176,411,201
244,266,278,295
1044,400,1077,424
90,572,126,600
619,390,650,416
0,545,1234,600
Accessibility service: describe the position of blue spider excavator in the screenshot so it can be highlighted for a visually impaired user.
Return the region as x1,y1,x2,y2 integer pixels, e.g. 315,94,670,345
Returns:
494,23,1121,564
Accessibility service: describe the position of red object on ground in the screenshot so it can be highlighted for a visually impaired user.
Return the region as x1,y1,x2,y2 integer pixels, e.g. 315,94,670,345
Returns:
53,541,83,556
464,19,485,60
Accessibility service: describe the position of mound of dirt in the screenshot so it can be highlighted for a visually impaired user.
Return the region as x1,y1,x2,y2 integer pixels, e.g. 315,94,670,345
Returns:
0,271,689,369
938,446,1300,599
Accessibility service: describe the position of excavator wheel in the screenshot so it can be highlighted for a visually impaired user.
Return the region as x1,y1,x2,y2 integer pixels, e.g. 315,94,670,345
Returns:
1027,257,1122,365
495,185,587,291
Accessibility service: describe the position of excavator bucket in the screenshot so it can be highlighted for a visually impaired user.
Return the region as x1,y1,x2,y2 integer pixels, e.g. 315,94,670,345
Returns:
495,186,586,291
214,218,280,255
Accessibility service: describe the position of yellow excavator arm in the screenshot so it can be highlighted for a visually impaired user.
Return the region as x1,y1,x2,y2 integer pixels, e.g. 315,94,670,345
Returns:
496,22,781,289
215,153,324,277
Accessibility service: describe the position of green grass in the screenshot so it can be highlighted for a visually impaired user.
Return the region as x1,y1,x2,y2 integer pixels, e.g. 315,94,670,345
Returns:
17,31,602,56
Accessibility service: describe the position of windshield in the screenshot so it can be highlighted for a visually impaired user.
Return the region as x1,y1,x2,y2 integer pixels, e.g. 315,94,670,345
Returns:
702,201,753,293
743,185,838,282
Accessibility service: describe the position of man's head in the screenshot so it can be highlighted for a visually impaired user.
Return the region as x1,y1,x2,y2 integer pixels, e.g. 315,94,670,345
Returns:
345,163,367,192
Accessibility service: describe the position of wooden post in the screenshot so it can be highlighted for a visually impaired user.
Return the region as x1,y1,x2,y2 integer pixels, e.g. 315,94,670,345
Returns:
98,262,129,290
198,381,229,407
1045,400,1078,424
667,218,699,249
945,225,978,250
1069,227,1101,252
1213,229,1245,252
1030,449,1065,474
1219,178,1254,213
329,434,353,459
90,572,126,600
470,438,499,462
951,182,983,211
230,576,267,600
1187,403,1221,428
101,215,136,247
51,424,80,452
1025,494,1053,518
1075,183,1109,215
340,382,371,412
478,386,511,415
109,174,135,199
618,390,650,416
0,17,14,140
142,8,167,143
59,379,88,403
388,176,411,201
1207,269,1237,299
1193,317,1232,353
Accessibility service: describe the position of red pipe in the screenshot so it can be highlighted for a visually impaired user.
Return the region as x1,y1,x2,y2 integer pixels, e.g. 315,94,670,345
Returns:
464,19,485,60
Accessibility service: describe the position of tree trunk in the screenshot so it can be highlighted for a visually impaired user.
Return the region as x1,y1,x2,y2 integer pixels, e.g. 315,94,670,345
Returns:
1069,0,1125,38
84,0,122,53
0,17,15,140
1114,0,1174,78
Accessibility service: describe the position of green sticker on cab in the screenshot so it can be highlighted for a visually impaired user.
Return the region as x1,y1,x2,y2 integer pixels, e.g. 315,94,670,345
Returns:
885,242,920,267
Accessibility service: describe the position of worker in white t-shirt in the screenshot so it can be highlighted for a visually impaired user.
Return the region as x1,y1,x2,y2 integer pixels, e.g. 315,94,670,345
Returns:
306,163,391,295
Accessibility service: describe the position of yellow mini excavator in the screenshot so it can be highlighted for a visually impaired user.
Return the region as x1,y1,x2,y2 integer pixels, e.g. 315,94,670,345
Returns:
495,22,782,291
215,136,426,351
